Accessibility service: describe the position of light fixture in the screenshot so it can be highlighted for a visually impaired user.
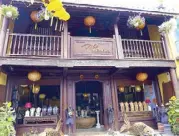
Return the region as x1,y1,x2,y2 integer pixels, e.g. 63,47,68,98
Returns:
83,93,89,97
84,16,96,33
135,85,141,92
39,94,46,99
119,86,125,92
32,85,40,94
136,72,148,82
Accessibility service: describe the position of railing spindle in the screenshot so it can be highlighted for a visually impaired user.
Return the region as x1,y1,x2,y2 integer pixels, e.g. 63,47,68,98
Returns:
42,36,45,56
17,35,21,55
46,36,48,55
145,41,149,58
50,36,52,55
21,35,25,55
33,36,37,55
25,36,29,55
57,37,60,56
53,37,56,55
37,36,40,56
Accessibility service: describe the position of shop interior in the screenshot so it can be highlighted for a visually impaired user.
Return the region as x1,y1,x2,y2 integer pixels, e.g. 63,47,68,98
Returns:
75,81,104,129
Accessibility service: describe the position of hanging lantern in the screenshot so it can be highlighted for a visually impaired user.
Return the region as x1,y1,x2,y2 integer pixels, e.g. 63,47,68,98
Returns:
94,74,99,79
119,86,125,92
83,93,89,97
39,94,46,99
32,85,40,94
135,85,141,92
28,70,41,82
80,74,84,80
30,11,43,23
84,16,96,33
136,72,148,82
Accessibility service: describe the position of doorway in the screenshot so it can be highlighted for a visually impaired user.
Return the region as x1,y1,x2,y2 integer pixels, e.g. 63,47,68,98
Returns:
75,81,104,130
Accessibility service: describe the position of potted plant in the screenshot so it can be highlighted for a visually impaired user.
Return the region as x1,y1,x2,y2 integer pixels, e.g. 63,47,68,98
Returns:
158,18,177,35
1,5,19,20
127,15,145,35
0,102,16,136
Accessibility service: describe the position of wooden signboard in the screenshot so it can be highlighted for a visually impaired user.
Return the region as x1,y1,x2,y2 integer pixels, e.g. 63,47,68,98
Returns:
70,36,117,59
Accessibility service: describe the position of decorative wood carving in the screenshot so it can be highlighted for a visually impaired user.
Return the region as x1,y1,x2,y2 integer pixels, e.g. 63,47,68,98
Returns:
70,36,117,59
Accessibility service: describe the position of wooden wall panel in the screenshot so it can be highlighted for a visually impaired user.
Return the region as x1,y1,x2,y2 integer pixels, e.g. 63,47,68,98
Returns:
0,85,6,105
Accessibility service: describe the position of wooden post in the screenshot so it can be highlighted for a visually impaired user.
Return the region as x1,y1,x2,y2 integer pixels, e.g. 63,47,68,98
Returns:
0,17,9,56
114,24,124,59
170,68,179,98
162,34,172,59
63,21,68,59
3,29,9,56
110,77,119,130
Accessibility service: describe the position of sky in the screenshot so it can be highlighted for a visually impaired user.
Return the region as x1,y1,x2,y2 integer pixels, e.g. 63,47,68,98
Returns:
62,0,179,13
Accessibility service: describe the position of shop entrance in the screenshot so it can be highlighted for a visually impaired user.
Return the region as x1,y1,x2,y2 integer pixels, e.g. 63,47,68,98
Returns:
75,81,104,130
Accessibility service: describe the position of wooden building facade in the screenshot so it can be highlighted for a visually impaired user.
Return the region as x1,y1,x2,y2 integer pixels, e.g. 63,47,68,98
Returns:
0,0,179,135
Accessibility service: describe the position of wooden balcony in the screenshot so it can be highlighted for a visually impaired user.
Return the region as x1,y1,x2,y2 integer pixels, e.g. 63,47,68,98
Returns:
122,39,166,59
4,33,62,57
2,32,167,60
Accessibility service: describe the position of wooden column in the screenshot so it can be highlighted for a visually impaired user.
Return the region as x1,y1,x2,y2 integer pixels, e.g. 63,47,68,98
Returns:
162,34,172,59
0,68,7,105
103,80,112,130
114,24,124,59
66,79,76,133
0,17,9,56
63,21,68,59
110,77,119,130
170,68,179,98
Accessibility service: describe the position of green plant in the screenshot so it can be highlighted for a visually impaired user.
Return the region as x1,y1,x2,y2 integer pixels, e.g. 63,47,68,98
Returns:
0,102,16,136
1,5,19,20
167,96,179,135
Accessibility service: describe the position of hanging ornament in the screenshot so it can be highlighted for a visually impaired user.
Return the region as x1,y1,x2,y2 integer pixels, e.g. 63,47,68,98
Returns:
39,94,46,99
127,15,145,36
42,0,70,21
30,10,44,29
80,74,84,80
135,85,141,92
136,72,148,82
84,16,96,33
30,11,44,23
28,70,41,82
136,72,148,89
94,74,99,79
83,93,89,97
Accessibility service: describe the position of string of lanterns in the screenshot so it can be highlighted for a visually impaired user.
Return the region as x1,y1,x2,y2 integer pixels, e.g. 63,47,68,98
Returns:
27,70,41,94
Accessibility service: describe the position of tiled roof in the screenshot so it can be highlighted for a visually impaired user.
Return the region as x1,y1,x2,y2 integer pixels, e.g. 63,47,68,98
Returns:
12,0,179,15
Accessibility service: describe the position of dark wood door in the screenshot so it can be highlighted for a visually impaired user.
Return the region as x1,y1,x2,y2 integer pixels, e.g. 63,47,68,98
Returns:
162,81,175,104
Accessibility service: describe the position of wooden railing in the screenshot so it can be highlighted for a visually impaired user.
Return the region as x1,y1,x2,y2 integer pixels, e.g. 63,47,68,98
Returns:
3,32,168,60
121,39,166,59
4,33,62,57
